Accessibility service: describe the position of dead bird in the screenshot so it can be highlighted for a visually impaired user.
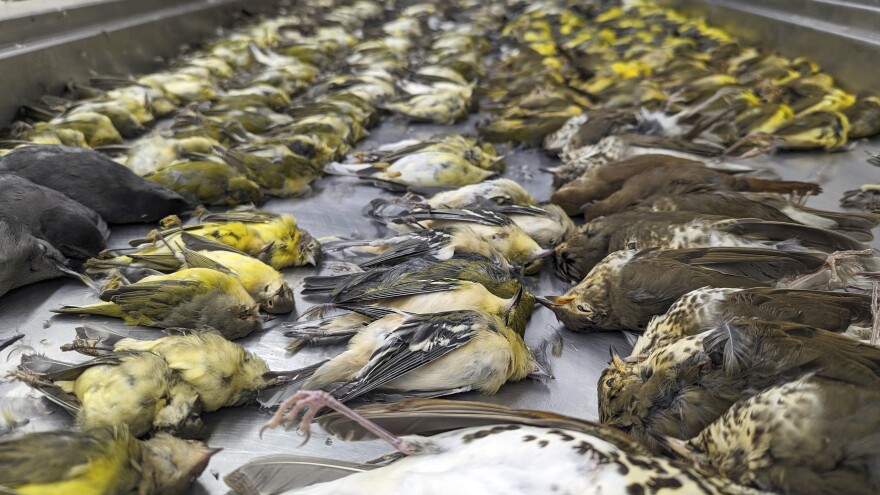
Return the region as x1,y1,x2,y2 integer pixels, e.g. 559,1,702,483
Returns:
598,318,880,454
540,247,831,331
549,154,820,217
552,210,864,281
633,287,874,358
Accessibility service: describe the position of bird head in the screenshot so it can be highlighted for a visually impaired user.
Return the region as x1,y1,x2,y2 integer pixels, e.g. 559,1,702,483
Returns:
552,221,613,282
596,352,645,429
141,433,220,495
536,294,608,331
296,229,322,267
259,281,295,314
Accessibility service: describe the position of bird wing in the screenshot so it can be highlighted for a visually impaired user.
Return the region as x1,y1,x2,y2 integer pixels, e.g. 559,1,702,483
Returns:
617,258,763,329
318,399,649,454
388,208,512,227
729,289,872,332
199,209,278,224
178,232,250,255
646,247,825,282
335,278,461,304
100,279,203,322
224,454,376,495
332,313,479,403
358,230,452,268
722,220,865,252
0,430,111,486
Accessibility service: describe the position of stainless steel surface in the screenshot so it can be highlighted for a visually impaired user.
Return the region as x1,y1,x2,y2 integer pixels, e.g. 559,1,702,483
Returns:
0,0,284,124
662,0,880,93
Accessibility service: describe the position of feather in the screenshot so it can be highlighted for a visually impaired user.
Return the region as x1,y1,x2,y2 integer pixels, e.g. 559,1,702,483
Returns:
225,455,375,495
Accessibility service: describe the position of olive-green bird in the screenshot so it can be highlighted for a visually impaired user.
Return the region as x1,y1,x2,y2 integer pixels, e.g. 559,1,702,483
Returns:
52,267,262,339
109,330,272,412
0,427,217,495
118,209,321,270
14,352,202,438
145,160,263,206
88,232,294,314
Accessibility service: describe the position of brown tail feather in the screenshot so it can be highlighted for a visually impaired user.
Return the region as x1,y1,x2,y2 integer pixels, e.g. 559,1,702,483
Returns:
737,178,822,195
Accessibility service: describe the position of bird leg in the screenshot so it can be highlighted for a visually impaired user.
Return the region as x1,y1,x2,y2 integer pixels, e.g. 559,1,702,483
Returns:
867,284,880,338
260,390,416,455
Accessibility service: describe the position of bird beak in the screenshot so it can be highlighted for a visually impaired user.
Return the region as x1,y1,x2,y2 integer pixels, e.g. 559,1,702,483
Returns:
305,253,317,266
503,286,524,326
257,241,275,258
536,295,575,308
201,447,224,458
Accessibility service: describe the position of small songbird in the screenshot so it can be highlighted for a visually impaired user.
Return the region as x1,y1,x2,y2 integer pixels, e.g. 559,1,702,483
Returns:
420,178,537,208
648,191,879,241
670,375,880,495
267,309,545,409
87,233,294,314
541,247,826,331
0,218,70,299
0,174,109,261
549,154,820,217
326,151,495,189
244,395,768,495
0,427,217,495
552,210,864,281
53,267,262,340
326,221,546,275
633,287,874,357
14,351,202,438
598,318,880,453
106,330,272,412
145,160,263,207
119,209,321,269
0,145,190,224
289,255,534,348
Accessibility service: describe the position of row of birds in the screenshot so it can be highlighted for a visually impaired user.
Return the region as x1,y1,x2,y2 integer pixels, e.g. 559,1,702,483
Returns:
2,0,880,494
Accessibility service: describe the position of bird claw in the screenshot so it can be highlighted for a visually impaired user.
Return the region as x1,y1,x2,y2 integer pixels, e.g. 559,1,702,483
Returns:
260,390,334,444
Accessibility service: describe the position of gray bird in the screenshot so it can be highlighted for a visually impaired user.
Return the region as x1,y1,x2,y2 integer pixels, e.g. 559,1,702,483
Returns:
0,218,68,299
0,145,190,223
0,174,109,261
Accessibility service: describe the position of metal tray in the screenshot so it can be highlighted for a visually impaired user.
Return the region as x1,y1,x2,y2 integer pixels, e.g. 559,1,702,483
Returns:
2,112,879,493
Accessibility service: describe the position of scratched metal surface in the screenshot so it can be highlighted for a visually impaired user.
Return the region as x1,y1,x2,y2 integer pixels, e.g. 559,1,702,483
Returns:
2,121,880,494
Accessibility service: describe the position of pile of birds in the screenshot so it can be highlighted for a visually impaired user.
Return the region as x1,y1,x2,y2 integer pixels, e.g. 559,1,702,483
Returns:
1,0,880,494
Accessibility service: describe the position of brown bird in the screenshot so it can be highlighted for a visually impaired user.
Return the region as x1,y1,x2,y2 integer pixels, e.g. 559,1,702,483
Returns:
633,287,874,358
549,154,821,217
670,375,880,495
598,318,880,454
649,191,879,242
552,210,864,282
541,247,827,331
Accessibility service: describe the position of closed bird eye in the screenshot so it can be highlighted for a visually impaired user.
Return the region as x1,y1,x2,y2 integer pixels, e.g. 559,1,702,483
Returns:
605,378,615,388
577,304,590,312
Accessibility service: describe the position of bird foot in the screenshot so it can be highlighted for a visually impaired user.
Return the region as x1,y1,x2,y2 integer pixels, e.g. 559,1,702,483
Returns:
260,390,413,455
